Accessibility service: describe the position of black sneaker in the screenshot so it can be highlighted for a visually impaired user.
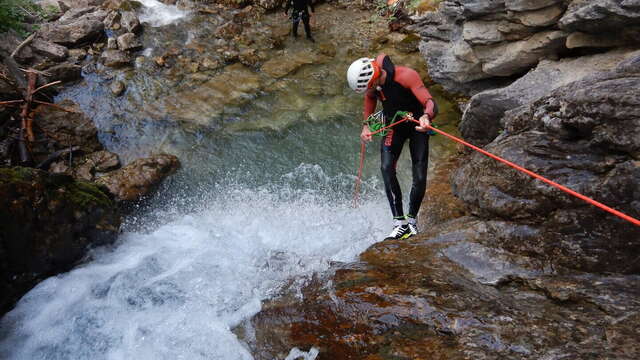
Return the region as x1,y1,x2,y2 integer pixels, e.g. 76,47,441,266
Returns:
307,36,315,43
406,223,418,238
385,224,409,240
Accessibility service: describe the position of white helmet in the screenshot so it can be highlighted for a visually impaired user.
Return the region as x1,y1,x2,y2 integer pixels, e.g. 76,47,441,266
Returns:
347,58,379,93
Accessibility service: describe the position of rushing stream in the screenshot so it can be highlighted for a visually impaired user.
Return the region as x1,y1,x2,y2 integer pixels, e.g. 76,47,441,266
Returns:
1,2,460,359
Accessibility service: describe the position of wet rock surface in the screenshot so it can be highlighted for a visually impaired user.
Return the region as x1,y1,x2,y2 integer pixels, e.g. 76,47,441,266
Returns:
0,167,120,315
243,218,640,359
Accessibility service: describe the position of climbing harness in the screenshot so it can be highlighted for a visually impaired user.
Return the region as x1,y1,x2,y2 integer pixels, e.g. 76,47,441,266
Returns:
353,111,640,227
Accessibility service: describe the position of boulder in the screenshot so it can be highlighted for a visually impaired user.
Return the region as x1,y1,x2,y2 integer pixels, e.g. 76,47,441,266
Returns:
460,49,640,146
29,38,69,61
0,167,120,315
39,19,105,47
34,99,102,153
452,57,640,273
44,62,83,82
96,153,180,202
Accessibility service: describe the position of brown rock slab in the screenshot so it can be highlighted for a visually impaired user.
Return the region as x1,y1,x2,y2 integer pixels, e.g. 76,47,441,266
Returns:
96,153,180,201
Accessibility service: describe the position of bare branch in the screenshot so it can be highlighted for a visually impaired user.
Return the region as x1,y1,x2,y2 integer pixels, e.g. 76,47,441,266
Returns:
34,80,62,94
11,33,36,59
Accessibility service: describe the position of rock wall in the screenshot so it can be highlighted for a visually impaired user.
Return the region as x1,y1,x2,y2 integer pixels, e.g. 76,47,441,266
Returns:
0,167,120,315
452,56,640,274
411,0,640,145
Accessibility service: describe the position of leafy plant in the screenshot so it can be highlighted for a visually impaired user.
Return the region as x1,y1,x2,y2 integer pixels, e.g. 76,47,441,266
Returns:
0,0,46,35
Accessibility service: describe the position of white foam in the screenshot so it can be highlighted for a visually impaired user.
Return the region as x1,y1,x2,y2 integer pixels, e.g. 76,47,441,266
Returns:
138,0,188,27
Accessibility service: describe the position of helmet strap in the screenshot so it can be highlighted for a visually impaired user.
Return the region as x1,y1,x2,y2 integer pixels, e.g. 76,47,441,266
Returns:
367,61,381,89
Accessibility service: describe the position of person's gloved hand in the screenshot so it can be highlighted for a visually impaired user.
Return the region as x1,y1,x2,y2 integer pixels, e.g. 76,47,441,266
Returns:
360,125,373,143
415,114,430,132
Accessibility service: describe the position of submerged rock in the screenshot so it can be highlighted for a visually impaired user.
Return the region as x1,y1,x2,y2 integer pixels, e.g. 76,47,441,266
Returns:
0,167,120,315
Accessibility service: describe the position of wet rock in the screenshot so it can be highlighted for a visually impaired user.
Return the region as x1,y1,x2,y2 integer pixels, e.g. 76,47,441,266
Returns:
101,49,131,67
460,49,640,146
0,167,120,316
244,217,640,359
55,150,121,181
110,80,126,96
39,18,105,47
96,153,180,202
29,38,69,61
120,11,142,33
35,99,102,153
116,32,142,51
453,60,640,273
44,62,83,82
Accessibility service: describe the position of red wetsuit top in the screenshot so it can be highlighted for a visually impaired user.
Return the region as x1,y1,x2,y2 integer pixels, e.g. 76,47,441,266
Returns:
363,54,436,123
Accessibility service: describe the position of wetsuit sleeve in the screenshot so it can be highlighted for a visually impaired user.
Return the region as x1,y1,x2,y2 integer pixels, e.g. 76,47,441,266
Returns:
395,67,436,119
363,89,377,121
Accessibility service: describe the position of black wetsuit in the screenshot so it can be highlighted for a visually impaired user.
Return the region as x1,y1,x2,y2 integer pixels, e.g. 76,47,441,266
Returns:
284,0,314,39
374,56,433,220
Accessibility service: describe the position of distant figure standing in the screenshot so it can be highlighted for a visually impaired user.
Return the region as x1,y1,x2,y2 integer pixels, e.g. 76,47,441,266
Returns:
284,0,315,42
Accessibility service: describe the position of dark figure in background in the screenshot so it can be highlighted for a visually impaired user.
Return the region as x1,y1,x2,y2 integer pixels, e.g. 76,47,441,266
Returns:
284,0,315,42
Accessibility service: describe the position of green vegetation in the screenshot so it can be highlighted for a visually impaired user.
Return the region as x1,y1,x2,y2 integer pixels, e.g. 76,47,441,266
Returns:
0,0,50,34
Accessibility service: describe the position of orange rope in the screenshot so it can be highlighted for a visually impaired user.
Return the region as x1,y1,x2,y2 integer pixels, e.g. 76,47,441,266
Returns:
353,142,366,207
353,115,640,227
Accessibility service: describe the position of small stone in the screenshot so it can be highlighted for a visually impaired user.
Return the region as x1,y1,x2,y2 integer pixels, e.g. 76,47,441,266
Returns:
110,80,126,96
68,48,87,61
154,56,166,67
121,11,141,33
107,37,118,49
101,49,131,67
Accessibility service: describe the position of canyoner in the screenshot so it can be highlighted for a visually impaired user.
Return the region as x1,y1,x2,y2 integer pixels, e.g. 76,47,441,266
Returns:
347,53,438,241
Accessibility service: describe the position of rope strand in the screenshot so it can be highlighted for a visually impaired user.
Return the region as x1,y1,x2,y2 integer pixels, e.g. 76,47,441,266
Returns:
353,113,640,227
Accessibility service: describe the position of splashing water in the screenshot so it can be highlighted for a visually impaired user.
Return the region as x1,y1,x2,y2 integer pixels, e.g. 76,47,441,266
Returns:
138,0,188,27
0,161,388,359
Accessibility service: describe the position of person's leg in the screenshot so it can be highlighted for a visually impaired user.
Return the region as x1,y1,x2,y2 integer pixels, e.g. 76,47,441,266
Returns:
302,12,313,41
292,14,300,37
407,129,430,221
381,127,409,219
